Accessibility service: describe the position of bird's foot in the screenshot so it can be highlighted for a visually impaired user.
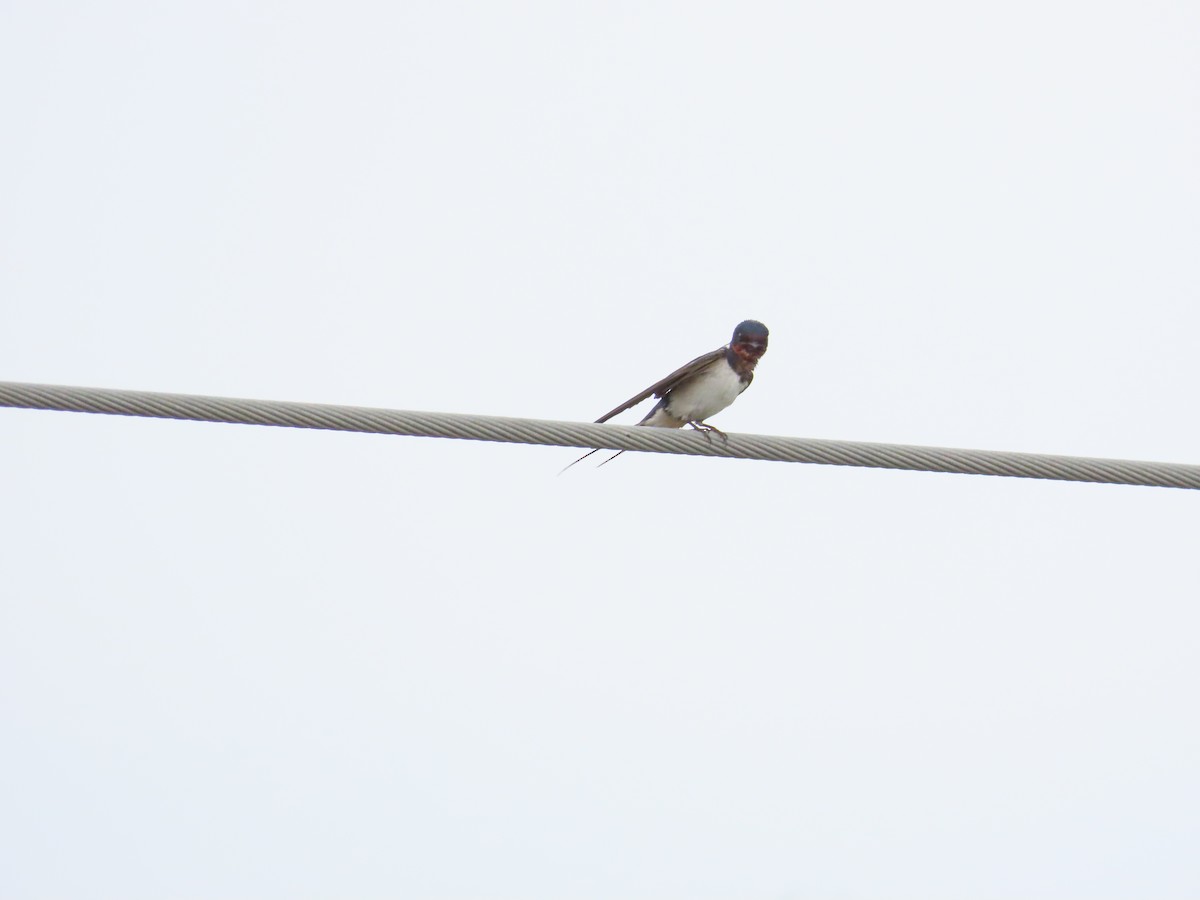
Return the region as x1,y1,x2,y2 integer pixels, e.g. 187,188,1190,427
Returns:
688,421,729,445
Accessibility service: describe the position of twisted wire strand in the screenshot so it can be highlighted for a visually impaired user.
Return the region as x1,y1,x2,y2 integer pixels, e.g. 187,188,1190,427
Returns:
2,380,1197,490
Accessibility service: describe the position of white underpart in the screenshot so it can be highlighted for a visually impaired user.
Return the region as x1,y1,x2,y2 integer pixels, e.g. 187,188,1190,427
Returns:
642,356,747,428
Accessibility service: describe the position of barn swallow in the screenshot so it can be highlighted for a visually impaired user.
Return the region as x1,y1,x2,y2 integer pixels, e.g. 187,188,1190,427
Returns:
561,320,769,472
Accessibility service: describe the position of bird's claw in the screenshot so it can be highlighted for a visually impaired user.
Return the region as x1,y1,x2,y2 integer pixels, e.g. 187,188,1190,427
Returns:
688,421,729,446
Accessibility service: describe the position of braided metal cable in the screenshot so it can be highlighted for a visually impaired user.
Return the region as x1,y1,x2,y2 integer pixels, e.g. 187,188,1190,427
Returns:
2,380,1197,489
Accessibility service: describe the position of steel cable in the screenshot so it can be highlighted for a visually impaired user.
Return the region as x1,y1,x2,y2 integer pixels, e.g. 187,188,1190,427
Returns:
2,380,1197,489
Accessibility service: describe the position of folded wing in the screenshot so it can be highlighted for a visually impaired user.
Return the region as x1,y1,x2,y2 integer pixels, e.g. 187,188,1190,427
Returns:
594,346,726,423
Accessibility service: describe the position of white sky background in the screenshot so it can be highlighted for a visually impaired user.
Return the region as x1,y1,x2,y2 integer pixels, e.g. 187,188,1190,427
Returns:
2,2,1198,897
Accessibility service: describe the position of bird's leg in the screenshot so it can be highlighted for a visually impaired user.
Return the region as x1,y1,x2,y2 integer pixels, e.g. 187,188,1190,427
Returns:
687,421,729,446
687,421,716,445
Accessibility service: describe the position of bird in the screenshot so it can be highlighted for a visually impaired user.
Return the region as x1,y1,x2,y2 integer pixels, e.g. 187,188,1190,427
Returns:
562,320,769,472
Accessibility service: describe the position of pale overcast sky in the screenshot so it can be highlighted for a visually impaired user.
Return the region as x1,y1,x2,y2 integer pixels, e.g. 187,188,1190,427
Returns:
2,2,1198,898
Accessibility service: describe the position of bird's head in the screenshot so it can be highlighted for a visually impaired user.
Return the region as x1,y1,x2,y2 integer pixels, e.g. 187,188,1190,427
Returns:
730,320,769,361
